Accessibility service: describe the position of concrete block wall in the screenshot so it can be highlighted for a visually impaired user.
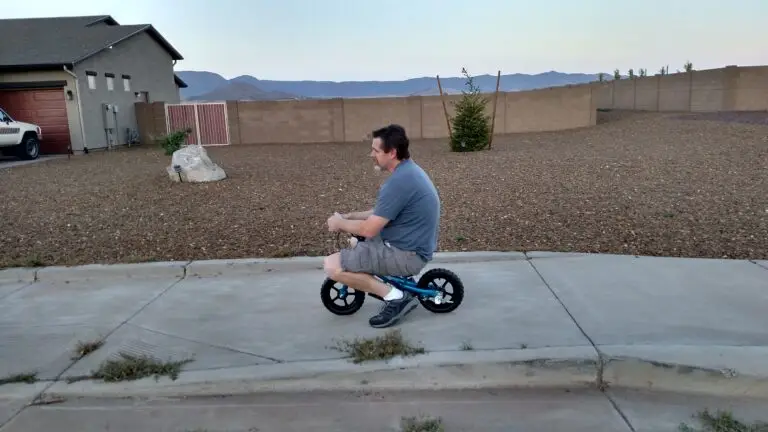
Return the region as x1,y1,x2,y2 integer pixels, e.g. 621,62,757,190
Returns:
593,65,768,112
220,84,595,145
135,64,767,146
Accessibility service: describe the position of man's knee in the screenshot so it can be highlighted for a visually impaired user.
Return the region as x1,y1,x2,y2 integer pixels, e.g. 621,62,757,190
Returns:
323,253,343,279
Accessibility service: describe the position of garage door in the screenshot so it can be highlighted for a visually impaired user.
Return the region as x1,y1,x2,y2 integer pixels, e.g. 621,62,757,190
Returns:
0,88,70,154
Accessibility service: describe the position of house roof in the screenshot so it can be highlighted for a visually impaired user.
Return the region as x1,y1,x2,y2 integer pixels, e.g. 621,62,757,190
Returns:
0,15,184,71
174,75,188,88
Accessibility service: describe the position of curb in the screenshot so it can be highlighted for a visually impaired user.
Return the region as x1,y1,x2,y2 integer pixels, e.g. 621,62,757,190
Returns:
0,382,51,426
29,345,768,400
0,251,528,283
2,252,763,283
0,267,37,284
1,252,764,283
598,345,768,398
42,346,600,398
185,251,527,278
185,257,324,278
35,261,191,282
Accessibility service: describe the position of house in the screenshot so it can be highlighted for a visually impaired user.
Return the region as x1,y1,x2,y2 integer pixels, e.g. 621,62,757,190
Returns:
0,15,187,155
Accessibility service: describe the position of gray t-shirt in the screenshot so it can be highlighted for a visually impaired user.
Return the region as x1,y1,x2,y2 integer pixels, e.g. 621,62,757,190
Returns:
373,159,440,261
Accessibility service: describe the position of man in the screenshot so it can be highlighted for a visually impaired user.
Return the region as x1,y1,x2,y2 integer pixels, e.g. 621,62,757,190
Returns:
324,124,441,328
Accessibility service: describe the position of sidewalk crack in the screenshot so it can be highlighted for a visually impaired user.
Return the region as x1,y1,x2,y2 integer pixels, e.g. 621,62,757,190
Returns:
126,323,284,363
524,253,606,389
602,391,637,432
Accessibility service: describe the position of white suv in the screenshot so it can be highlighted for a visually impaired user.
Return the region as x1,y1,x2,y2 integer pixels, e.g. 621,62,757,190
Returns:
0,107,42,160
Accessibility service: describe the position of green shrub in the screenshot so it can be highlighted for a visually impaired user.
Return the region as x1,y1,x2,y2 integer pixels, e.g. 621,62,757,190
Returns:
159,128,191,156
449,68,491,152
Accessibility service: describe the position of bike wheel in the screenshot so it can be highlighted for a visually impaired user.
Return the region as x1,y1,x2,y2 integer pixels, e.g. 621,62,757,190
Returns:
416,268,464,313
320,277,366,315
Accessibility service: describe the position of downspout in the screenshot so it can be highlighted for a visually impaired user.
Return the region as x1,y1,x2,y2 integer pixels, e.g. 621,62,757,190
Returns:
172,60,179,102
63,64,88,152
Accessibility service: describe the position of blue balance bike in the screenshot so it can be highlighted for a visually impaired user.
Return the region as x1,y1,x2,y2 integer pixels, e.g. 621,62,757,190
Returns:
321,235,465,315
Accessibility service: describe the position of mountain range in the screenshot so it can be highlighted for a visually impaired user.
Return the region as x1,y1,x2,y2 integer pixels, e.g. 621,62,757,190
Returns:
176,70,602,101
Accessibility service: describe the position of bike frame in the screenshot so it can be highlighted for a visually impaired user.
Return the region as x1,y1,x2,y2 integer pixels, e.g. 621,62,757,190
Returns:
338,275,439,299
377,275,439,297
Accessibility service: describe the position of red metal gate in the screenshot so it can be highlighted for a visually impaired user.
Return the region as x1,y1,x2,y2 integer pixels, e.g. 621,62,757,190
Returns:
165,102,229,146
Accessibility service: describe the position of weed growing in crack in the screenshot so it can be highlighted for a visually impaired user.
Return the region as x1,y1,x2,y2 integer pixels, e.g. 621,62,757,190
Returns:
0,372,37,386
678,409,768,431
329,329,425,364
90,352,193,382
4,254,46,268
401,414,445,432
71,338,105,360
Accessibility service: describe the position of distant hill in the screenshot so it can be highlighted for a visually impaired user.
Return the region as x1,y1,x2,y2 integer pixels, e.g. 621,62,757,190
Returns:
187,81,302,101
177,70,603,101
408,87,464,96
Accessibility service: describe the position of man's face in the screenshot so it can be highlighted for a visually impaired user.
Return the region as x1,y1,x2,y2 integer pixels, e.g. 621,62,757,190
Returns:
370,137,393,172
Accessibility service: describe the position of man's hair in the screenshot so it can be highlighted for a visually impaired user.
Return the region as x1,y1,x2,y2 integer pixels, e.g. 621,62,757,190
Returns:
372,124,410,160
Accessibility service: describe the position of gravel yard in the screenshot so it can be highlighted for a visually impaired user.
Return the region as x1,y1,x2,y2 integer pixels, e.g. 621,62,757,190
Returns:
0,110,766,268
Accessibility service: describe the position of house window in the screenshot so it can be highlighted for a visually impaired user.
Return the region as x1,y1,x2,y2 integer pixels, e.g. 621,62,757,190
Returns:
122,74,131,92
86,71,97,90
105,73,115,91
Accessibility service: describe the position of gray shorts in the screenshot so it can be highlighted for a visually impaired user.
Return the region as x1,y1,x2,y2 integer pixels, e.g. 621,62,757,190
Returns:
340,236,427,277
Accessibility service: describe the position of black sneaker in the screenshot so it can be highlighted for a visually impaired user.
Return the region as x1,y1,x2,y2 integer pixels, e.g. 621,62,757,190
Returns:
369,291,419,328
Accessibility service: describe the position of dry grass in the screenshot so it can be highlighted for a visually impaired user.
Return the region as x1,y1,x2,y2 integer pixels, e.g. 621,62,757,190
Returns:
89,352,193,382
679,409,768,431
70,338,105,360
330,329,426,363
401,415,445,432
0,111,766,268
0,372,37,386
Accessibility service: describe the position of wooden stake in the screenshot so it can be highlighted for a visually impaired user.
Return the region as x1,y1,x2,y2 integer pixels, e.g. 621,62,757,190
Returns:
488,70,501,149
436,75,452,141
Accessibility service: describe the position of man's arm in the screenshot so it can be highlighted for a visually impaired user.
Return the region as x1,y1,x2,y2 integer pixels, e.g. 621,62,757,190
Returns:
335,179,406,238
335,214,389,239
341,209,373,220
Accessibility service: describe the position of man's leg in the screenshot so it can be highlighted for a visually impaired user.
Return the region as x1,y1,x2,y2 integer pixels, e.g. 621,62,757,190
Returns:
323,239,422,328
323,252,391,298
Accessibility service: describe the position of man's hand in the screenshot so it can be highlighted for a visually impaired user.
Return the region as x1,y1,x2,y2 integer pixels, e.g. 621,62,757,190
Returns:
327,211,389,238
327,212,344,232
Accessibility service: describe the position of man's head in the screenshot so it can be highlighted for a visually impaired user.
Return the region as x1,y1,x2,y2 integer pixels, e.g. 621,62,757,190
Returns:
370,124,410,172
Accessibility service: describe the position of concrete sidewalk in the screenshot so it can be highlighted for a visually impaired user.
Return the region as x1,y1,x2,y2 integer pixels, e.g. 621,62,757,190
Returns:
1,251,767,425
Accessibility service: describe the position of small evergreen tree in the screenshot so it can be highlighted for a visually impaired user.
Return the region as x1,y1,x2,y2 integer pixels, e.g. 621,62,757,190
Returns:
449,68,491,152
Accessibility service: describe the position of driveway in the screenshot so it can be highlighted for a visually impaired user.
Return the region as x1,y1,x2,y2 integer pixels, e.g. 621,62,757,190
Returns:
0,155,65,169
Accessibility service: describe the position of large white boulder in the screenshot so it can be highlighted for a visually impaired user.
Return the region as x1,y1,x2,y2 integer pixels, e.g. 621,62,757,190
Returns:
166,144,226,183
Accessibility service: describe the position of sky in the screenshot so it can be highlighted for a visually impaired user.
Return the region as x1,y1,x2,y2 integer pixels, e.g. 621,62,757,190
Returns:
5,0,768,81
